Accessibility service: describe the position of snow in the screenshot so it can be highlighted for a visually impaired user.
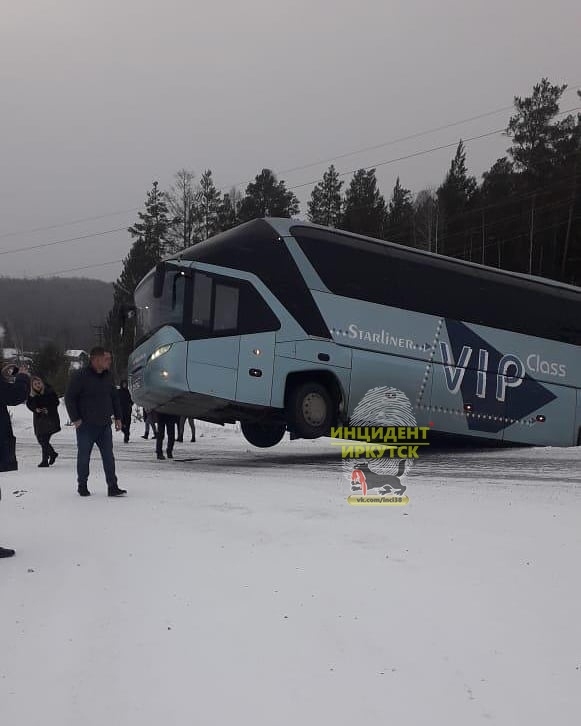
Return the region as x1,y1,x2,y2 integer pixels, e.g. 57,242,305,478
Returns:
1,401,581,725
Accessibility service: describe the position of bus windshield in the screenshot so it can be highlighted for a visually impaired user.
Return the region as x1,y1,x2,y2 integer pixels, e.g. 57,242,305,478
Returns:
134,271,186,341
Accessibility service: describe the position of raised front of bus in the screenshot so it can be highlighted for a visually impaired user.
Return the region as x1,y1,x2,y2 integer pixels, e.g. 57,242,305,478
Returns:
127,218,336,432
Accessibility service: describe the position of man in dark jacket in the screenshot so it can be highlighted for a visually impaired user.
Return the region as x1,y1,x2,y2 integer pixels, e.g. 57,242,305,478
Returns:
65,348,127,497
0,363,31,558
118,380,133,443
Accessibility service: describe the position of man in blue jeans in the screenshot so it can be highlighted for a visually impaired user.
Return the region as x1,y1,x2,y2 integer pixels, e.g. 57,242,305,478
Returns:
65,347,127,497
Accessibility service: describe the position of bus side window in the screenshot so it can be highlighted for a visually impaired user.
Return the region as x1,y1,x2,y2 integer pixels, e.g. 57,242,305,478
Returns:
192,272,212,329
214,283,239,332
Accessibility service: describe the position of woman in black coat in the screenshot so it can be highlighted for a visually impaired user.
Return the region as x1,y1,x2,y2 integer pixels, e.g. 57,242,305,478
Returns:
26,376,61,467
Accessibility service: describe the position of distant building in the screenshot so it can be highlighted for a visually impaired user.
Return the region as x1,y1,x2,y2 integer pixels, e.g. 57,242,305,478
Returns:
0,347,34,366
64,349,89,370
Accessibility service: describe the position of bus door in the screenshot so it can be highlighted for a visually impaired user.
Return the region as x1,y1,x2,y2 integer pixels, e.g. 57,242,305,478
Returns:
186,271,240,401
236,332,277,407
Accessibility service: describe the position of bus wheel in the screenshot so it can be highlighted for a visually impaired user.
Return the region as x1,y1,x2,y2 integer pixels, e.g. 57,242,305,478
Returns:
287,381,334,439
241,422,286,448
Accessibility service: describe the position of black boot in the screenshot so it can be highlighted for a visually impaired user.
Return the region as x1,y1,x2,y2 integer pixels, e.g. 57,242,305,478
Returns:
0,546,15,558
49,450,58,465
167,450,173,459
108,486,127,497
157,453,165,460
77,485,91,497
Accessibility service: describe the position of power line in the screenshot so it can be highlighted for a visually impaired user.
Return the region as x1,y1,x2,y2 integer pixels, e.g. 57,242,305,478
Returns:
287,129,505,192
0,226,127,257
38,259,124,278
0,129,504,258
3,82,579,240
287,104,581,192
0,207,139,241
227,84,581,190
2,103,579,266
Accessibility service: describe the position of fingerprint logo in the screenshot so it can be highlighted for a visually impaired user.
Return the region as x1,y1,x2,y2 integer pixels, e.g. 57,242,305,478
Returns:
343,386,417,484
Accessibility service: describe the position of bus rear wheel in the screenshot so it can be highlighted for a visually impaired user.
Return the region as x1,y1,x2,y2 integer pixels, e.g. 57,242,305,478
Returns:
287,381,334,439
241,422,286,448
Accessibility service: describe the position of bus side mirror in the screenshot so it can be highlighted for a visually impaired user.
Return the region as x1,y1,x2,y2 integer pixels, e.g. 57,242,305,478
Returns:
153,263,166,298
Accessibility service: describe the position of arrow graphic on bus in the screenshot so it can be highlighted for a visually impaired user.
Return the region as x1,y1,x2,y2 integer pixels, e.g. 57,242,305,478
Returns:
443,319,557,433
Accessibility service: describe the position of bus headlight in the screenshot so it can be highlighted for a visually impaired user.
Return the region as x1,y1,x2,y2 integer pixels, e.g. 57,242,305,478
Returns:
149,344,172,362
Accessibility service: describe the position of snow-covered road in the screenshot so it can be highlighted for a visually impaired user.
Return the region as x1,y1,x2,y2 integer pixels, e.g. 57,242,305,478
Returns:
1,406,580,725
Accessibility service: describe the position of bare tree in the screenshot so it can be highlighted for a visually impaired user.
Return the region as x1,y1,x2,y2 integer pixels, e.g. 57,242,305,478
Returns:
165,169,197,254
413,189,438,252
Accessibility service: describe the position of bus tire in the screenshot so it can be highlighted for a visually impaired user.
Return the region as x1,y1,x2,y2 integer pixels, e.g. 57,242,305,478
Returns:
287,381,334,439
241,422,286,448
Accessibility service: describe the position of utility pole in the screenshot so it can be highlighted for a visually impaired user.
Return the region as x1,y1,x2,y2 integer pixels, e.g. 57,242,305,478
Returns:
528,194,536,275
92,325,104,346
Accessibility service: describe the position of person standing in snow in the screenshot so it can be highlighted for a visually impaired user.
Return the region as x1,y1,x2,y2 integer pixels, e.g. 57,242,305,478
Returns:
176,415,196,443
26,375,61,467
141,409,157,439
64,347,127,497
155,411,179,460
0,363,30,558
118,380,133,443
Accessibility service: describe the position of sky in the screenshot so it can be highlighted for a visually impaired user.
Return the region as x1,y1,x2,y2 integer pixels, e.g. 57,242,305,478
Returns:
0,0,580,282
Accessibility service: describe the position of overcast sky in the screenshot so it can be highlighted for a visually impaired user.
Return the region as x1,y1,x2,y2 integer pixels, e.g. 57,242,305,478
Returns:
0,0,579,282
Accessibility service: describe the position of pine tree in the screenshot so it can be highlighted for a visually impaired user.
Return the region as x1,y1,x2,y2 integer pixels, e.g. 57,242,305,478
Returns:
479,158,517,267
128,181,171,254
105,181,171,376
385,177,414,246
436,141,477,257
505,80,580,277
340,168,387,239
307,165,343,227
238,169,299,221
217,187,243,232
194,170,222,241
507,78,569,181
165,169,197,254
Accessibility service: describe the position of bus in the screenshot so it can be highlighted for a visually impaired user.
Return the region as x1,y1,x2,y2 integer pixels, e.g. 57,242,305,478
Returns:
127,217,581,448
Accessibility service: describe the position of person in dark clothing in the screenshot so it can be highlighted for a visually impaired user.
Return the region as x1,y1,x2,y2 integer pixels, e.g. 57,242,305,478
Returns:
26,376,61,467
155,412,180,460
141,409,157,439
64,348,127,497
1,363,31,558
118,380,133,443
176,416,196,443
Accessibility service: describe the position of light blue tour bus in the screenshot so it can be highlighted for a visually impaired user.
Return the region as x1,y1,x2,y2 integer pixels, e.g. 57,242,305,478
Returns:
127,218,581,448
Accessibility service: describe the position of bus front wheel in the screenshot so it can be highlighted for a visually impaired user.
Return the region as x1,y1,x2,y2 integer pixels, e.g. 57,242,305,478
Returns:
287,381,334,439
241,422,286,448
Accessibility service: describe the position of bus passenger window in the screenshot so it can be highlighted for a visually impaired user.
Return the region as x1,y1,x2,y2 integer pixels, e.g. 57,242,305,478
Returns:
171,274,185,311
192,272,212,328
214,284,239,332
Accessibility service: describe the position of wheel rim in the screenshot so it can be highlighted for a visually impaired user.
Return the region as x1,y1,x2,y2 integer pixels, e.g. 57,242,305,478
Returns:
302,392,327,427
